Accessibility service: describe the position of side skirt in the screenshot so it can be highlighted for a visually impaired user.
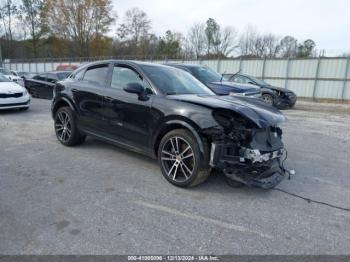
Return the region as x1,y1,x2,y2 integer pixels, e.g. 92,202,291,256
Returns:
81,128,156,159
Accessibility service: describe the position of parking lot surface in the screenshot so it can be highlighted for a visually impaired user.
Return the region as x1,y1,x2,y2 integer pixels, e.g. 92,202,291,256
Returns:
1,98,350,254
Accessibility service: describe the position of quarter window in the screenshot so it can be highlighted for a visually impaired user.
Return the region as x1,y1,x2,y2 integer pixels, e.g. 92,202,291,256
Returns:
83,65,109,85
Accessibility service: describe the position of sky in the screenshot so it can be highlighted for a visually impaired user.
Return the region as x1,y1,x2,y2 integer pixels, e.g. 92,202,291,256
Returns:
112,0,350,54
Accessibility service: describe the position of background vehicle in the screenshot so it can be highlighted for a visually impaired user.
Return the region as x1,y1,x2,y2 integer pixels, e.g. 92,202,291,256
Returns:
56,64,78,71
0,67,25,87
223,73,297,109
52,60,288,189
25,71,71,99
12,71,35,80
0,73,30,110
167,64,262,98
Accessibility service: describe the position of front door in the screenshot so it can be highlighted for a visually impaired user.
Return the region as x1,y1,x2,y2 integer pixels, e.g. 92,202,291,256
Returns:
100,64,154,152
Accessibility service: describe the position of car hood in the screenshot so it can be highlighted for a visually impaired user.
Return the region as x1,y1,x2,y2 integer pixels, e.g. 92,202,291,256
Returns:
0,81,25,93
264,85,293,93
167,94,286,128
4,74,21,80
208,81,260,95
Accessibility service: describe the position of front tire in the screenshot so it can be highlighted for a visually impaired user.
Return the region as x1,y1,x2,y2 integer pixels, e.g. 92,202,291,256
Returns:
54,107,86,146
262,93,274,106
157,129,210,187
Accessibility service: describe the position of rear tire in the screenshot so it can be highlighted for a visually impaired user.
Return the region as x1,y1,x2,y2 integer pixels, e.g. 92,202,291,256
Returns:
157,129,210,187
54,106,86,146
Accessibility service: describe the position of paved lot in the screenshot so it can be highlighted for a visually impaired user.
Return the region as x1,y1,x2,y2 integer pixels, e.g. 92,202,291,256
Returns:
1,98,350,254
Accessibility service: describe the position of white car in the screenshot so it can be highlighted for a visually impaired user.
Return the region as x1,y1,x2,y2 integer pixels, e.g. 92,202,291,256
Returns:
0,67,25,87
0,73,30,110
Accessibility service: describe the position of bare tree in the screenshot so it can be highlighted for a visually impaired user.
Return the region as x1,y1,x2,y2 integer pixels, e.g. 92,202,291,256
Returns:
187,22,205,59
238,25,259,57
0,0,18,57
217,26,238,57
43,0,114,57
238,26,282,58
117,7,151,45
19,0,45,58
262,33,281,58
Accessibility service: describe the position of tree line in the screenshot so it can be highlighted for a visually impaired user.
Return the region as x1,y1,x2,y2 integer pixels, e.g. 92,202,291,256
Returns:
0,0,319,60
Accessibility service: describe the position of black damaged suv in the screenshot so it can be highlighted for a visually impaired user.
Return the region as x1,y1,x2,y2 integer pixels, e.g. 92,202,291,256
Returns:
52,60,288,189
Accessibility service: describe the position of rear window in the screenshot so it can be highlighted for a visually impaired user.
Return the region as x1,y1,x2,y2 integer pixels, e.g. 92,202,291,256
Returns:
83,65,109,85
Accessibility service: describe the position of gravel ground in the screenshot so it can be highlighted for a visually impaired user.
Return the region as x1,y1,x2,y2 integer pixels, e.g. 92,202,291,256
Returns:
0,98,350,255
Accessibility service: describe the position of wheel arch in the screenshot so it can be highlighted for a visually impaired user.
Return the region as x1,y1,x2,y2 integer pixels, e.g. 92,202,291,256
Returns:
153,119,206,158
52,97,76,118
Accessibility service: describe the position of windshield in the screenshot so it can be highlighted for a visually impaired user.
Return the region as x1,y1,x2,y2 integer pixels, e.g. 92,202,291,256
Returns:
0,73,11,82
57,72,71,80
0,68,12,75
190,67,222,83
249,75,270,86
141,65,214,95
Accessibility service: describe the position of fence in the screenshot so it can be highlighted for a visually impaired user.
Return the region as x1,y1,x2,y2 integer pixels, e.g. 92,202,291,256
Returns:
3,56,350,100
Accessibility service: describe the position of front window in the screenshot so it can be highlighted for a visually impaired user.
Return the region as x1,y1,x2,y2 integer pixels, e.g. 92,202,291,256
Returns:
111,66,143,90
141,65,214,95
190,67,222,83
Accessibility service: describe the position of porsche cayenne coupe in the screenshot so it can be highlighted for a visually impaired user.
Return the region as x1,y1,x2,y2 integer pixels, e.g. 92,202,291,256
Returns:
51,60,288,189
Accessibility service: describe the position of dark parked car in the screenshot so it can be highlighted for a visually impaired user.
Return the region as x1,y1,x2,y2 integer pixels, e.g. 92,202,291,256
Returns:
25,71,72,99
166,64,262,98
223,73,297,109
51,60,290,189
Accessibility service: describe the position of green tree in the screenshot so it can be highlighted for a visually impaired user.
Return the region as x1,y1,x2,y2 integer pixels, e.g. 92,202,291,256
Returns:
297,39,316,57
156,30,181,57
204,18,220,55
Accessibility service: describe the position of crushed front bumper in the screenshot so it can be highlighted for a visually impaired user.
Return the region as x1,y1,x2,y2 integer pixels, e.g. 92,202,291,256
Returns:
210,142,286,189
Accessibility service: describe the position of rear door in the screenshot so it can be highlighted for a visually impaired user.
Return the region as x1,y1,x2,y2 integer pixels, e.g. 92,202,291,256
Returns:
70,63,111,132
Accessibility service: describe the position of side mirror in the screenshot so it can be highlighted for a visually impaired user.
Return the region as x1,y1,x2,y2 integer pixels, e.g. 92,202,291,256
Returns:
123,82,148,101
248,81,256,85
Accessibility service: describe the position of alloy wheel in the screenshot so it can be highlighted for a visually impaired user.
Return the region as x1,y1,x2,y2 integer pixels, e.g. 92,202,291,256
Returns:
55,111,72,142
262,94,273,105
161,136,195,183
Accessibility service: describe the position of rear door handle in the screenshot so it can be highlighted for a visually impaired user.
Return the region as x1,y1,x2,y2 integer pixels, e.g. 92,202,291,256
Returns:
104,96,114,102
